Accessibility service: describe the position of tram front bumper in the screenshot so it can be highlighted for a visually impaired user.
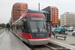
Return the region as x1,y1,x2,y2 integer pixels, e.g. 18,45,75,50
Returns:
28,38,49,45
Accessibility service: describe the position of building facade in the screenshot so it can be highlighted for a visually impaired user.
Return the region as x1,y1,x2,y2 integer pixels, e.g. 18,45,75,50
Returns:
60,12,75,26
12,3,28,23
42,6,58,25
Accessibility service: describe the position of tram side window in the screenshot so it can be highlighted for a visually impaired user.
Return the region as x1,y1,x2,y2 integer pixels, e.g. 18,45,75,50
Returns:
16,20,23,32
16,20,29,32
23,21,29,33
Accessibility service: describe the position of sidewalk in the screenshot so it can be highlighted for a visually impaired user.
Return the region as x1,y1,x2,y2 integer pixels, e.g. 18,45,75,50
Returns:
49,35,75,50
49,35,75,45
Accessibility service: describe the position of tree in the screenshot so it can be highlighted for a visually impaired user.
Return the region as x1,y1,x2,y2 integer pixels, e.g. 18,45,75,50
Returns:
6,23,10,28
58,19,60,26
0,23,5,28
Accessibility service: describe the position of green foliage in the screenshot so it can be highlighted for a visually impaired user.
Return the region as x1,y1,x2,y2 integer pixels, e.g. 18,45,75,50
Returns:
0,23,5,28
58,19,60,26
6,23,10,28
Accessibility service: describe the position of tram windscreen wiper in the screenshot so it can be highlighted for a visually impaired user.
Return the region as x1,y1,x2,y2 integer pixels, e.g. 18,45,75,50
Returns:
43,23,45,29
37,27,40,32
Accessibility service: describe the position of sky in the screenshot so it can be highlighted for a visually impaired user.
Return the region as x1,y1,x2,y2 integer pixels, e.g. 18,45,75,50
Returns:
0,0,75,24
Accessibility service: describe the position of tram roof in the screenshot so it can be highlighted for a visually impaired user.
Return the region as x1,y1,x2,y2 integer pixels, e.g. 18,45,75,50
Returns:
13,10,45,24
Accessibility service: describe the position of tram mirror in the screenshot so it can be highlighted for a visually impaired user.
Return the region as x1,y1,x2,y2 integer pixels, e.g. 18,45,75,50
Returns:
22,18,27,22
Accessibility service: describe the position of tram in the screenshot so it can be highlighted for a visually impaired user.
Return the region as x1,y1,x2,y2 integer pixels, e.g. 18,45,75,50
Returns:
12,10,49,45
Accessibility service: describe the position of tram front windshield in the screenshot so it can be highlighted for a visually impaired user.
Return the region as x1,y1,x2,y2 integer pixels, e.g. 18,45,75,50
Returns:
30,17,47,32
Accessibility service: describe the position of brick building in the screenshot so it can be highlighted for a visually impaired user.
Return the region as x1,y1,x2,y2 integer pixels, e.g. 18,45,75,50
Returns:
42,6,58,26
12,3,28,23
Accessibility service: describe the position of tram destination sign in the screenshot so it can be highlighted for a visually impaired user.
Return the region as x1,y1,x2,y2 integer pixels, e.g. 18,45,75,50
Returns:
31,17,44,20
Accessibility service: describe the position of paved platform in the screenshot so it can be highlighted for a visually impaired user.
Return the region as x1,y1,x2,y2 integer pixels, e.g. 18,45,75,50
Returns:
0,29,5,34
0,30,30,50
50,35,75,44
49,35,75,50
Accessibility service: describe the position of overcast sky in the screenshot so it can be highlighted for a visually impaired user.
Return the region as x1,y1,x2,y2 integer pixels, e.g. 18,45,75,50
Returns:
0,0,75,24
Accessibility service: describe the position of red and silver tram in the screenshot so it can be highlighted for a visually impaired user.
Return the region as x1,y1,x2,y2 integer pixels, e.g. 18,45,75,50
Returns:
12,10,49,45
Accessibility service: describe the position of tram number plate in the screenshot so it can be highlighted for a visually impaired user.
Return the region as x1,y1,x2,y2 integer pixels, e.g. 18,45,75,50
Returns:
37,34,44,36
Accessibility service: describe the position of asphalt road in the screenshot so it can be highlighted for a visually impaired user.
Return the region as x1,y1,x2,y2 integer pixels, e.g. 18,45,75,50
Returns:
66,31,75,37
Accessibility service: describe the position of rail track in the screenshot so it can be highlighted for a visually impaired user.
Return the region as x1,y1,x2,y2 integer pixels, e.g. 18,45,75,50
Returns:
45,43,70,50
10,30,75,50
11,30,70,50
23,41,70,50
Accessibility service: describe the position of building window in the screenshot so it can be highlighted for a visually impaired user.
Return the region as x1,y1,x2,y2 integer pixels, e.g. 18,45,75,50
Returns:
23,10,24,12
52,8,53,10
54,15,55,17
23,5,24,6
54,9,55,12
25,5,27,6
26,8,27,9
23,7,24,9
